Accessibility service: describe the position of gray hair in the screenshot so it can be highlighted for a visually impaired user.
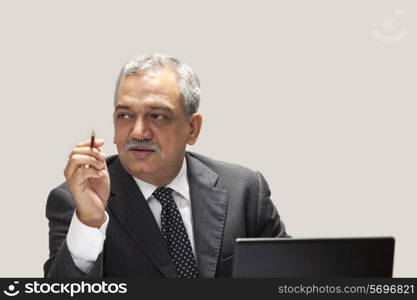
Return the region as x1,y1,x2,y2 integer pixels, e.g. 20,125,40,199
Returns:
114,53,201,116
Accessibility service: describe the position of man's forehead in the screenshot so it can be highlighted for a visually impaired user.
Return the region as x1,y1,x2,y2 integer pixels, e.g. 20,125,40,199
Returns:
140,67,179,84
115,102,173,111
127,67,179,89
117,67,181,101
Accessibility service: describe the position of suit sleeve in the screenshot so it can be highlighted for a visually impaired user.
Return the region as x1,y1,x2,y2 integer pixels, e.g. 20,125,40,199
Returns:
44,185,104,278
254,171,288,237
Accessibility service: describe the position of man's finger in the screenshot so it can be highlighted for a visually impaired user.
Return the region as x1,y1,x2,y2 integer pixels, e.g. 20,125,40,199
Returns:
65,155,105,179
69,147,106,163
76,139,105,148
72,165,106,186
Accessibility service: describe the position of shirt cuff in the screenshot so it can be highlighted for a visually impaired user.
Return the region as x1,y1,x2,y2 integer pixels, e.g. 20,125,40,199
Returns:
66,210,109,262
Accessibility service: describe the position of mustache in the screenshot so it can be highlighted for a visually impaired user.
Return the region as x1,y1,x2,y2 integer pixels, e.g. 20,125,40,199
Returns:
125,139,160,152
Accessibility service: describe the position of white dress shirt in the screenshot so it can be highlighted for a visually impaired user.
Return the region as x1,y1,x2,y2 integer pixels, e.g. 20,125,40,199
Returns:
66,158,195,273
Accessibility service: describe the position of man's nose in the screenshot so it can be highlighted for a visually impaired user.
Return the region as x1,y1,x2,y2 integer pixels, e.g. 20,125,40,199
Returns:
130,116,152,140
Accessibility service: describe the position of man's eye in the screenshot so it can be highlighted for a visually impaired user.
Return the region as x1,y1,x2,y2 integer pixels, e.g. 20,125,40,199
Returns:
150,113,166,120
117,113,131,120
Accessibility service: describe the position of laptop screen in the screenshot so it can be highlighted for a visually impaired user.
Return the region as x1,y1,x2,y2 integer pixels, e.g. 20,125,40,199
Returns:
232,237,395,278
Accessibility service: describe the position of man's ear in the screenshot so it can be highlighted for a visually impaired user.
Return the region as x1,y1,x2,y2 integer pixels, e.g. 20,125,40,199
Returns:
113,112,117,144
187,114,203,145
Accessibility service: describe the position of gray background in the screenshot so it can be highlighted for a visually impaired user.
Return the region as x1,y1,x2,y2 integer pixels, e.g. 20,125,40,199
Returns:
0,0,415,277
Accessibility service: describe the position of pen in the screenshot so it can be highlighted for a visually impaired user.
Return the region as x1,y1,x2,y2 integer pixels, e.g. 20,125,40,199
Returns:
90,130,95,149
85,130,96,169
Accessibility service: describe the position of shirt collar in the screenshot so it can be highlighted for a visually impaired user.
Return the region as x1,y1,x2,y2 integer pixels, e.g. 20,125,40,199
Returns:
132,157,190,201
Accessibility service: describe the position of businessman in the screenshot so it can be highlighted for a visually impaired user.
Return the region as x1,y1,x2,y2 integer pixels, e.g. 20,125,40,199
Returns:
44,53,287,278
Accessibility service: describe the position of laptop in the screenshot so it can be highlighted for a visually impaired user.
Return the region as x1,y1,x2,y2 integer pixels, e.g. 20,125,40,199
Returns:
232,237,395,277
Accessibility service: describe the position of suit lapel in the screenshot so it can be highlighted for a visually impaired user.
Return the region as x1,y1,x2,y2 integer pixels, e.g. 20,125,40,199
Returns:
186,153,228,278
107,158,177,278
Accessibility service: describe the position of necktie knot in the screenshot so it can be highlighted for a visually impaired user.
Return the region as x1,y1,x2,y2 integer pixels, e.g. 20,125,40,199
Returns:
152,187,174,206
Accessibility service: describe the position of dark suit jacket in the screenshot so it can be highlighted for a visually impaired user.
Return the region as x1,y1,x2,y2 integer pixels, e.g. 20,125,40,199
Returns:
44,152,287,278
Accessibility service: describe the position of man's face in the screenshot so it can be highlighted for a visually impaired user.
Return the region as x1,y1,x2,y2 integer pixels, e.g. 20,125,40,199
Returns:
113,67,202,186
